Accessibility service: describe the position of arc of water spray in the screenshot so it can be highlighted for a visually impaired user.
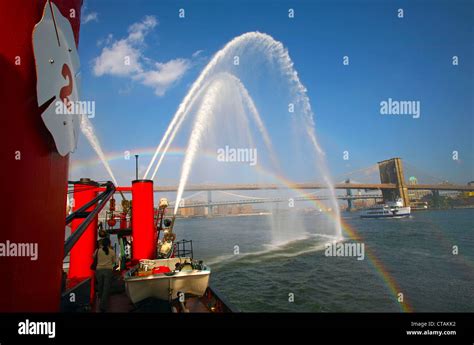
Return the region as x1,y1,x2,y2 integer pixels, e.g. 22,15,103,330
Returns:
173,73,281,214
144,32,286,180
142,31,341,238
68,76,119,188
71,81,119,193
79,117,118,185
174,80,222,214
149,73,277,181
148,80,212,181
80,117,126,202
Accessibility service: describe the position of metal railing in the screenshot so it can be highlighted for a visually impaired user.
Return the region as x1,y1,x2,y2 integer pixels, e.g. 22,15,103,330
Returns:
64,181,116,258
174,239,193,259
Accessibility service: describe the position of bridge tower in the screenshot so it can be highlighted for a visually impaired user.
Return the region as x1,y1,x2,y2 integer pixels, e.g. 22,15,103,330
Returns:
345,179,353,211
431,190,441,208
207,190,213,217
377,158,410,207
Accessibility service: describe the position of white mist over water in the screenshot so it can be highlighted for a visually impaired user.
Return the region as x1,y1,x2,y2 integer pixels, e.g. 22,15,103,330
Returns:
148,31,342,241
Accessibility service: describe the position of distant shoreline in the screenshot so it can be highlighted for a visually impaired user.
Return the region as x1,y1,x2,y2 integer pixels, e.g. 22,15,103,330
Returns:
175,212,272,219
349,206,474,212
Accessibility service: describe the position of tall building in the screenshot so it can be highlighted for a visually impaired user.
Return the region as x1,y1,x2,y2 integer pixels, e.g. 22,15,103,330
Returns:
179,200,195,217
194,206,206,216
353,199,377,209
239,204,253,214
216,205,229,216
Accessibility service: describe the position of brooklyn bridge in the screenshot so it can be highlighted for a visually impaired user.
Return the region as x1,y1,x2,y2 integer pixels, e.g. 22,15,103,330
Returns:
138,158,473,210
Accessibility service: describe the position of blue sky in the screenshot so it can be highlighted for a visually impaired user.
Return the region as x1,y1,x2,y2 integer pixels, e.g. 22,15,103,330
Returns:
72,0,473,185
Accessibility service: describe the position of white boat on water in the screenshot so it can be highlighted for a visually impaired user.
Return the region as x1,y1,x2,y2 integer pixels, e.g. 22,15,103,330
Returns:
124,203,211,304
124,257,211,303
360,198,411,218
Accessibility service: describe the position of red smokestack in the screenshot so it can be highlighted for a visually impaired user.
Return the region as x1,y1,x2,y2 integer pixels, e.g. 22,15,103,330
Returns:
0,0,83,312
68,181,98,285
131,180,156,260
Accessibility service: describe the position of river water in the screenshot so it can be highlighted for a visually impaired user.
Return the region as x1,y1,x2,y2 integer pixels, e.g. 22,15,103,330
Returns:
173,209,474,312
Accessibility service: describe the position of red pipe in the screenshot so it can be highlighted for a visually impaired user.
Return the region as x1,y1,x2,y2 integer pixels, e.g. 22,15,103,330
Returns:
68,182,98,285
96,186,132,192
132,180,155,260
0,0,83,312
120,212,128,229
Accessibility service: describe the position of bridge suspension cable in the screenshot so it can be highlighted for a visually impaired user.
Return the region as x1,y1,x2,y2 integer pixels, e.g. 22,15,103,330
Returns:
403,161,447,184
180,190,205,200
216,190,266,200
333,164,380,182
337,179,363,184
216,189,322,200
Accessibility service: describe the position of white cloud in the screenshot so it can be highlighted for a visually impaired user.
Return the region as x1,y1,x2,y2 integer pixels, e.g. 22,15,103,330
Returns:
192,50,204,58
93,39,142,76
127,15,157,43
82,12,98,24
97,34,114,47
81,2,98,24
136,59,190,96
92,16,191,96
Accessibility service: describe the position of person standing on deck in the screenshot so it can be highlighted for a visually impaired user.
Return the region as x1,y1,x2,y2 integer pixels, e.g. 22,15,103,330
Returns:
94,237,116,312
97,229,107,248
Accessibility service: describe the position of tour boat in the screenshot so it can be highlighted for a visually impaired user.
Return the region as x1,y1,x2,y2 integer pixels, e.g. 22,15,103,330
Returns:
360,199,411,218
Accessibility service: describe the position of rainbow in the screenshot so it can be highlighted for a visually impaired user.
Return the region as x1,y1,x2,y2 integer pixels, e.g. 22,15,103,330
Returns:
70,147,188,170
71,146,413,312
340,217,413,312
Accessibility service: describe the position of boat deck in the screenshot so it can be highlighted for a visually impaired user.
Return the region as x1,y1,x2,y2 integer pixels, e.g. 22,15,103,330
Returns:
103,289,212,313
63,270,238,313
